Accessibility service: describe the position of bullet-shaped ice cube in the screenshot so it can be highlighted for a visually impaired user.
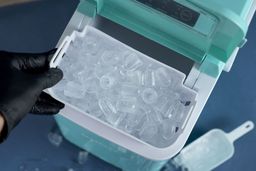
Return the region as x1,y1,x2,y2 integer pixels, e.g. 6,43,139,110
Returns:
99,98,120,125
84,77,100,93
100,75,116,89
94,63,116,79
161,119,177,140
48,132,63,147
142,69,156,87
64,82,85,99
123,71,143,86
124,111,145,133
155,67,172,87
141,88,158,104
101,51,120,66
123,52,143,71
119,85,138,97
116,97,137,114
139,119,158,142
77,151,89,165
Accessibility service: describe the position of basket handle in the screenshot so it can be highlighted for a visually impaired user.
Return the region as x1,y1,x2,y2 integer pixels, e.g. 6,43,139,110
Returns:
50,36,72,68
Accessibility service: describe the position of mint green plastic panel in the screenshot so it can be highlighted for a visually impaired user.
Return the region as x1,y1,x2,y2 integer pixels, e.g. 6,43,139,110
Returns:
78,0,248,64
186,0,249,60
194,0,254,20
199,55,225,78
55,115,167,171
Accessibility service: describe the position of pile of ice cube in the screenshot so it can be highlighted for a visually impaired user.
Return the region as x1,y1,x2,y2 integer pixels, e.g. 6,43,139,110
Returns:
51,27,197,148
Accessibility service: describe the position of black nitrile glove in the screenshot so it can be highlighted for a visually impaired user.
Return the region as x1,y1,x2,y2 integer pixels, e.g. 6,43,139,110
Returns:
0,49,64,142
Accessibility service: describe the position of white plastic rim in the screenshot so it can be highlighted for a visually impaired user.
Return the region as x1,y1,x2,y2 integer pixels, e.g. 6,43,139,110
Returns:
49,26,197,161
50,36,71,68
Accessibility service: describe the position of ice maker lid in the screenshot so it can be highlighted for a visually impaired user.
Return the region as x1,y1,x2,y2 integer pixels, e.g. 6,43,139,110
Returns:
77,0,250,65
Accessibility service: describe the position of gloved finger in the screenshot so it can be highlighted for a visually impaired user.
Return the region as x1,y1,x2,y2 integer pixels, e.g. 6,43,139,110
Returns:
37,92,65,109
30,102,62,115
11,49,57,71
37,68,63,89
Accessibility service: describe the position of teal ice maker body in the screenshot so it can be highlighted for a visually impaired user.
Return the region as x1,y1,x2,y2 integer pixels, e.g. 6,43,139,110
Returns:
50,0,256,171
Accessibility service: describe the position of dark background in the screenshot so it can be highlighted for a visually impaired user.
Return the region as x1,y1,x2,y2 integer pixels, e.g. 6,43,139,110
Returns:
0,0,255,170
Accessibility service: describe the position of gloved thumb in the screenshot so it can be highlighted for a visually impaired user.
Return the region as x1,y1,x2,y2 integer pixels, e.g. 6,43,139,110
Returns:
37,68,63,89
10,49,57,71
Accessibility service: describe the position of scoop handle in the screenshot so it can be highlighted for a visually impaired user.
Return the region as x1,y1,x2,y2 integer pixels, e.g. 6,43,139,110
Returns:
227,121,254,143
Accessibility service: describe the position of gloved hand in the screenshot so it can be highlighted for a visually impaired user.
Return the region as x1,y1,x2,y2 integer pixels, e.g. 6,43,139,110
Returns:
0,49,64,142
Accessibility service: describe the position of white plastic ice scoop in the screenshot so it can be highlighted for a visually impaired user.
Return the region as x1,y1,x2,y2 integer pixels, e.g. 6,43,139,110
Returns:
173,121,254,171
